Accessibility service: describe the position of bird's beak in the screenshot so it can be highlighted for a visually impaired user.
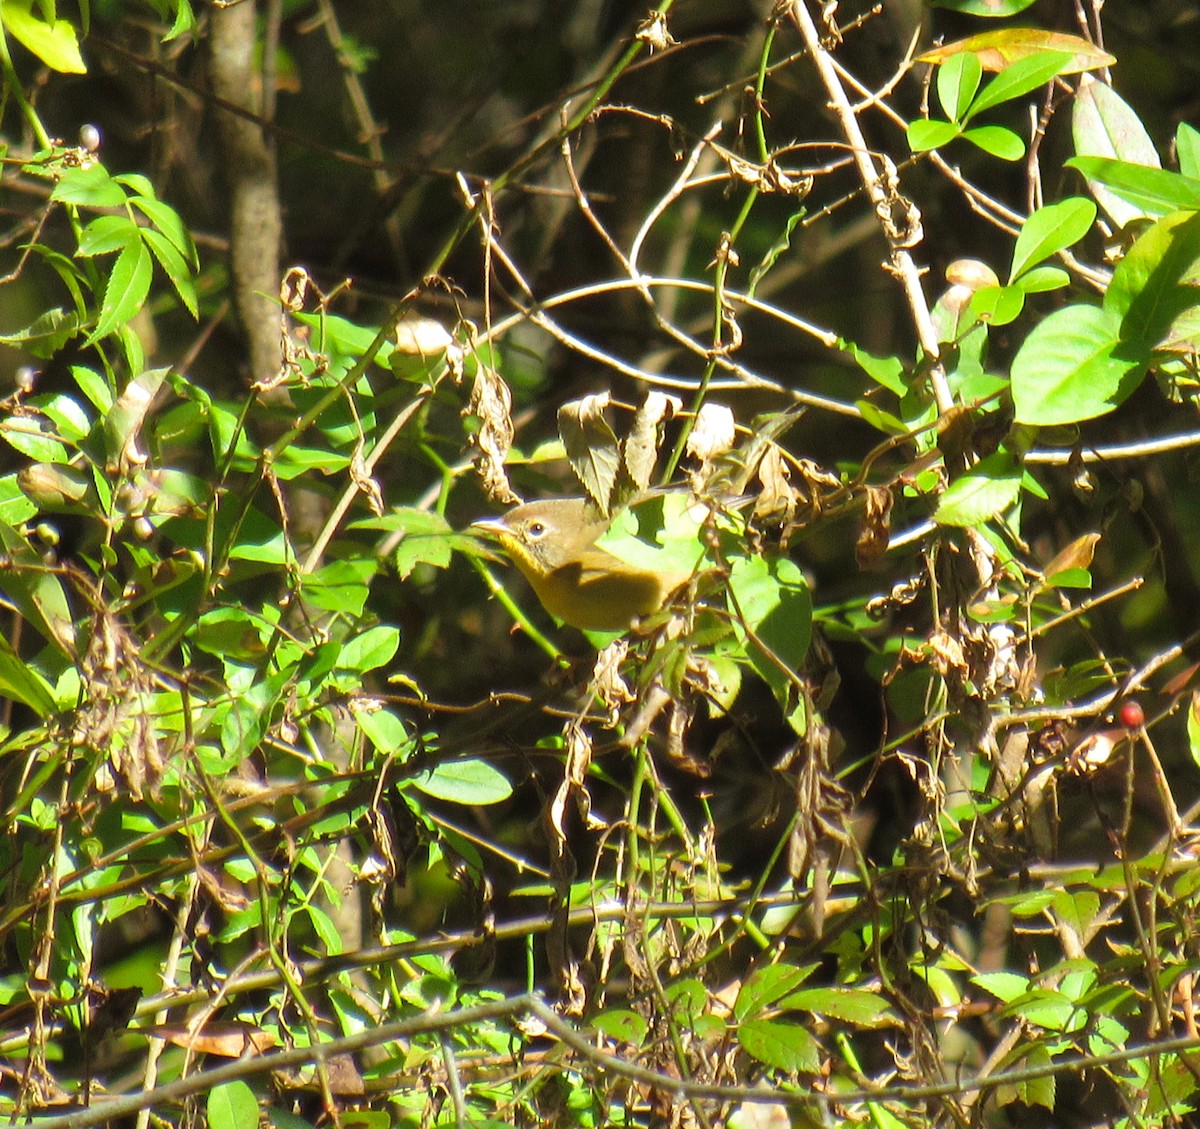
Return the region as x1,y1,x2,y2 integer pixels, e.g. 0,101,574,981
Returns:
470,516,508,538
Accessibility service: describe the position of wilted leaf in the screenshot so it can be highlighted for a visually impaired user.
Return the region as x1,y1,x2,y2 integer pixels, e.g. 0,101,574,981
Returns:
1043,532,1101,579
855,484,893,567
467,366,517,504
621,391,680,494
686,402,736,469
559,394,621,514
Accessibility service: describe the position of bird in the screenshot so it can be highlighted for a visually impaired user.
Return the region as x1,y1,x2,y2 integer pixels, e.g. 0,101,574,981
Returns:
472,497,689,632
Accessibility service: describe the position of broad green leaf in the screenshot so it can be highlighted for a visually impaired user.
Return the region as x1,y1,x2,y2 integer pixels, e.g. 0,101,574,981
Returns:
937,51,981,122
1066,157,1200,218
907,118,960,153
783,988,900,1027
972,970,1030,1003
1010,198,1097,282
408,758,513,805
77,214,141,257
351,507,462,579
207,1080,259,1129
935,448,1023,527
962,124,1024,160
734,963,819,1022
737,1019,822,1073
300,558,377,616
337,625,401,673
1072,75,1161,227
352,703,413,756
919,31,1112,74
968,51,1074,117
840,340,907,395
1178,122,1200,180
1103,210,1200,351
1010,304,1147,425
2,0,86,72
599,491,715,578
51,163,127,208
593,1009,649,1044
87,237,153,344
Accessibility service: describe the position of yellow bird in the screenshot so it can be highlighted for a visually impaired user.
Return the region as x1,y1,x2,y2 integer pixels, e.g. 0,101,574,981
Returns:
472,498,687,632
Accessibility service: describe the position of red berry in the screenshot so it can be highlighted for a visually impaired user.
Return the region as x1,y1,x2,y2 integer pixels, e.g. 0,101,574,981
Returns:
1118,699,1145,730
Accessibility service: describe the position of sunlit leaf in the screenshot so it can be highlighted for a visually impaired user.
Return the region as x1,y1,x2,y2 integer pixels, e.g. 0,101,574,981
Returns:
919,31,1113,74
1011,304,1147,425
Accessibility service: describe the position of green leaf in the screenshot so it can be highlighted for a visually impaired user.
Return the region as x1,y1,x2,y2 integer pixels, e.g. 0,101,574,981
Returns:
351,507,461,579
593,1009,649,1044
968,51,1074,117
733,963,818,1022
1104,210,1200,351
141,227,199,317
967,284,1025,326
907,118,960,153
1066,157,1200,218
1010,304,1147,425
0,307,83,358
784,987,900,1027
1010,198,1097,282
130,195,200,269
841,340,907,395
1188,693,1200,774
935,448,1023,527
1178,122,1200,180
77,214,141,257
87,237,153,344
972,970,1030,1003
2,0,86,72
737,1018,822,1073
51,164,127,208
1072,75,1162,227
408,759,513,805
932,0,1037,13
1016,264,1070,292
728,554,811,733
337,625,401,673
962,124,1024,161
937,51,981,122
0,632,58,714
206,1080,260,1129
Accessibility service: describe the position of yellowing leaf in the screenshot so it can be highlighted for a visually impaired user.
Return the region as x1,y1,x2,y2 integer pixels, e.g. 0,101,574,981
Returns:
919,29,1114,73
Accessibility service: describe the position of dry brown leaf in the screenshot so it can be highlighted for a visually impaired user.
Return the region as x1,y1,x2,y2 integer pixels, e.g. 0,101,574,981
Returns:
466,366,518,504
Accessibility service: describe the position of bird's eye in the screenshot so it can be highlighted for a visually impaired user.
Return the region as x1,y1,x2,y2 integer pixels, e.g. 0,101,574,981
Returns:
527,521,546,537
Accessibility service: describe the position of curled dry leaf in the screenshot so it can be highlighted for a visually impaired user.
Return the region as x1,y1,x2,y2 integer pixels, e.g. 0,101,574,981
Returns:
753,444,796,527
686,402,736,470
466,365,518,504
394,317,453,356
622,391,680,495
855,484,893,569
1043,531,1101,579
